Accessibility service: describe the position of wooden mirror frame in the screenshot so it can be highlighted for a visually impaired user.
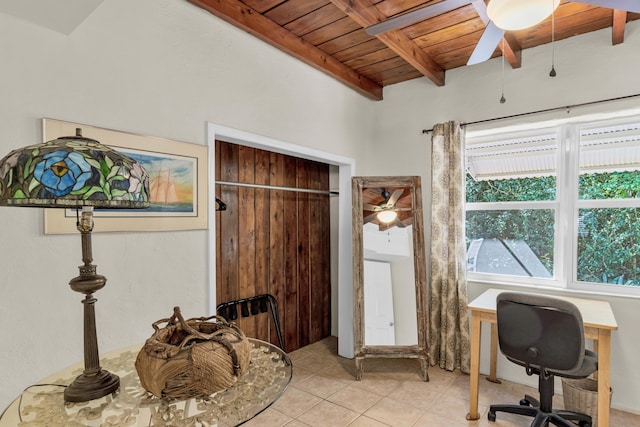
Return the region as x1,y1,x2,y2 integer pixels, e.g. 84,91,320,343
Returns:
352,176,429,381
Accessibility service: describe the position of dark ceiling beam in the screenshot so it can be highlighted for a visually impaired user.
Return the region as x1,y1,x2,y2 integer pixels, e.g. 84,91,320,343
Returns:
470,0,521,68
612,10,627,45
330,0,445,87
501,33,522,69
187,0,383,100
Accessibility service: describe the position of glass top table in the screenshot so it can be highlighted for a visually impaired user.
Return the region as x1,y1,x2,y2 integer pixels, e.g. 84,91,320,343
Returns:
0,338,292,426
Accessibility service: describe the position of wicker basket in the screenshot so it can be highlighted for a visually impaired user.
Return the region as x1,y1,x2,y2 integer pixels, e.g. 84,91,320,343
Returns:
561,378,612,427
135,306,251,399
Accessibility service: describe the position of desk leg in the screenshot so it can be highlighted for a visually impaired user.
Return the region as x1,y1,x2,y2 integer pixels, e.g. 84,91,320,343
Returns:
467,312,482,421
592,338,599,381
487,322,501,384
597,331,611,427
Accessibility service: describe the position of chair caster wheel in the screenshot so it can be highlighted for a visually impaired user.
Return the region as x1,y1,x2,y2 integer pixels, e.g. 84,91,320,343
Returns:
578,422,591,427
488,411,496,422
519,399,531,406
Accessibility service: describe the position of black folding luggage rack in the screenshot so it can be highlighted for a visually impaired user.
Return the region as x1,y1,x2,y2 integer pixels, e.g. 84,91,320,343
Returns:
216,293,284,350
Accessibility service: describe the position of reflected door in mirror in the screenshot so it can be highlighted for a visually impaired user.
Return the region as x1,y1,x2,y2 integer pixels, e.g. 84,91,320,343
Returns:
363,224,418,346
364,260,395,345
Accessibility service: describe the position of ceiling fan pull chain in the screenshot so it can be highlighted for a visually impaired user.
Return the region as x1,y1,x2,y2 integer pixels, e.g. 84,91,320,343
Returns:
550,0,557,77
500,38,506,104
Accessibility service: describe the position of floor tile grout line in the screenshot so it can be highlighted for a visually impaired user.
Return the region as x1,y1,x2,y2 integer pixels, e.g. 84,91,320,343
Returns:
256,337,640,427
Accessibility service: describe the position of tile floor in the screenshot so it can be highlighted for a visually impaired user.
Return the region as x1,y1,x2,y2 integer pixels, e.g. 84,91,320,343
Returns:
246,336,640,427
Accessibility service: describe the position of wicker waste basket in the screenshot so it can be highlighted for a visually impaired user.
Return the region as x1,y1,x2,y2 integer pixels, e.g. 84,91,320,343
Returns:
561,378,612,427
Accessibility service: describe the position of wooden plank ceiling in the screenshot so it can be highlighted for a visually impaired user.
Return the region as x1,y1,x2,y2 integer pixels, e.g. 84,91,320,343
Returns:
187,0,640,100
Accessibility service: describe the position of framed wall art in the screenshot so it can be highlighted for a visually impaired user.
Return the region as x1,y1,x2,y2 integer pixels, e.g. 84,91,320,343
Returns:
42,118,208,234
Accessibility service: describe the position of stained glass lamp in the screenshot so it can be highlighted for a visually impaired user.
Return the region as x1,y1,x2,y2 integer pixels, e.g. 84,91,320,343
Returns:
0,128,150,402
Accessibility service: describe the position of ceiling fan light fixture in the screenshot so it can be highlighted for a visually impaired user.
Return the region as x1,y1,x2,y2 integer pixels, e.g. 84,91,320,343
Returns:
487,0,560,31
377,209,398,224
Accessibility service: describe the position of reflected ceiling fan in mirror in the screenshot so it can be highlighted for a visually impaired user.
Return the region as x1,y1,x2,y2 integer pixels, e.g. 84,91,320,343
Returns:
365,0,640,66
363,188,411,229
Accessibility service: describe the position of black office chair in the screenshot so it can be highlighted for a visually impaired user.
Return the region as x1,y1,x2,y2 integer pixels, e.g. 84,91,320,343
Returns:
488,292,598,427
216,294,284,350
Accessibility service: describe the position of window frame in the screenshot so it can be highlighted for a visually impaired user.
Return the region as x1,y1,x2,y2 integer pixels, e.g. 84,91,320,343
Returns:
465,116,640,297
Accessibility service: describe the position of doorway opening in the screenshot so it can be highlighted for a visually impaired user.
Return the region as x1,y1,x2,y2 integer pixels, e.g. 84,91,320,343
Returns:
207,123,355,357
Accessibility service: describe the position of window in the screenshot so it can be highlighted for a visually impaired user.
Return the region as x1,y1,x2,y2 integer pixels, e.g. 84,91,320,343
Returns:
465,116,640,295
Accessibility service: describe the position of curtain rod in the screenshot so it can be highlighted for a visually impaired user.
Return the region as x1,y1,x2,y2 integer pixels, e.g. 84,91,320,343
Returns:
421,92,640,134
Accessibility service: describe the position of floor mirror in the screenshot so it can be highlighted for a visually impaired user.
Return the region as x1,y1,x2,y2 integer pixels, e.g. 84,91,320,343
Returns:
351,176,429,381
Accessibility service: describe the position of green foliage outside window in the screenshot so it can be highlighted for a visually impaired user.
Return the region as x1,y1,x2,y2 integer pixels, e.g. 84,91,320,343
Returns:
466,171,640,286
466,175,555,274
579,171,640,200
466,175,556,203
466,209,555,273
577,208,639,285
578,171,640,286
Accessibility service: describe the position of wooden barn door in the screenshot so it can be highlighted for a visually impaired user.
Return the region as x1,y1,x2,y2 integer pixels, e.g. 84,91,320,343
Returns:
215,140,331,352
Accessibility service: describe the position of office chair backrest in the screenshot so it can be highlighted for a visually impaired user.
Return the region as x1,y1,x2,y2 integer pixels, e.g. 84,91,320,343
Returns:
496,292,585,373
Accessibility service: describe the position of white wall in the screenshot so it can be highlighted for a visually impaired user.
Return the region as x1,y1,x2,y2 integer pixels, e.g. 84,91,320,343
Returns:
0,0,374,410
371,22,640,413
2,0,640,415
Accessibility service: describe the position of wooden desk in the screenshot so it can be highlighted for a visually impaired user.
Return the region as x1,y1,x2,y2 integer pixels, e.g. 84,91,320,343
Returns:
0,338,292,427
467,288,618,427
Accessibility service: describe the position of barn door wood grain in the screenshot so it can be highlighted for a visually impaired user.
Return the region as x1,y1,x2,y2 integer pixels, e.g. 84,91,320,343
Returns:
215,140,331,352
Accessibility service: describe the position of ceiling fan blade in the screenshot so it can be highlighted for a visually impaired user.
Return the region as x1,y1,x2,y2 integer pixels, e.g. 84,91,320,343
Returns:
467,20,505,65
363,213,378,224
366,0,471,36
386,189,405,207
574,0,640,14
394,217,406,228
363,203,381,211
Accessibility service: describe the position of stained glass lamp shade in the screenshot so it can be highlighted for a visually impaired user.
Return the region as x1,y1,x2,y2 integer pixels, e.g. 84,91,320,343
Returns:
0,128,150,402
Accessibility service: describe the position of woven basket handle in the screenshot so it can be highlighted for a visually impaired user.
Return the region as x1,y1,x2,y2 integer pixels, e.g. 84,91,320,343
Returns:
150,306,192,332
177,322,246,349
153,307,245,353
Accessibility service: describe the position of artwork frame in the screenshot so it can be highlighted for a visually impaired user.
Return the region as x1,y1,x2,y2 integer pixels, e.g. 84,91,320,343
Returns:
43,118,208,234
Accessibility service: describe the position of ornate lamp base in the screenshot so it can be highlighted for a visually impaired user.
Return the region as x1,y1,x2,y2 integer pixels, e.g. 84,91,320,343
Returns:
64,370,120,402
64,208,120,403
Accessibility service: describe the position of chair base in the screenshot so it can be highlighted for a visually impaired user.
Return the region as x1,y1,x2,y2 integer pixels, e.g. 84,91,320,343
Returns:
489,394,593,427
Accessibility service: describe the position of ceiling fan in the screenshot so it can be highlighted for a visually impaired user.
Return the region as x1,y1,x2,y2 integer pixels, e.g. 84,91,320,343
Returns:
363,188,411,229
365,0,640,66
